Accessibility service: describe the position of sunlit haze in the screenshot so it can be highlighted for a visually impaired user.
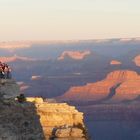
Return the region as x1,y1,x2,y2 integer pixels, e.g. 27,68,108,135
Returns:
0,0,140,41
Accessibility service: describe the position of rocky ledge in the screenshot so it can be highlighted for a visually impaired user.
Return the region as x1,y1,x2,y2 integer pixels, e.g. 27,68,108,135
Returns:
0,80,88,140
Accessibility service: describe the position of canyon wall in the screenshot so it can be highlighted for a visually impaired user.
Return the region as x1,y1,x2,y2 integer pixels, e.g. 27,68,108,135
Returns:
59,70,140,102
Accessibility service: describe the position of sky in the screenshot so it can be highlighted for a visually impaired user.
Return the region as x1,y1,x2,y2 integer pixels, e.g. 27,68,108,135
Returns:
0,0,140,41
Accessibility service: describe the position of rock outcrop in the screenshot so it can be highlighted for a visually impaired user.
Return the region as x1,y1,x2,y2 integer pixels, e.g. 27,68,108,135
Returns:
31,75,42,80
29,98,87,139
110,60,122,65
58,51,91,60
0,80,87,140
58,70,140,102
133,55,140,67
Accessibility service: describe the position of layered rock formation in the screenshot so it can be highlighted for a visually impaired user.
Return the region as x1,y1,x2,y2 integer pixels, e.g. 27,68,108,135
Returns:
59,70,140,102
28,98,87,139
110,60,122,65
58,51,91,60
133,55,140,67
0,80,87,140
0,54,36,63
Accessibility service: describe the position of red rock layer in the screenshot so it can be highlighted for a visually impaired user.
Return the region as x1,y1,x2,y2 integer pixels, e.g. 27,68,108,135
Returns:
59,70,140,102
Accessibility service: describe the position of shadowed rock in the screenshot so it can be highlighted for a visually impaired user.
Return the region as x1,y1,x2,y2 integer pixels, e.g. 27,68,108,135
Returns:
0,79,19,99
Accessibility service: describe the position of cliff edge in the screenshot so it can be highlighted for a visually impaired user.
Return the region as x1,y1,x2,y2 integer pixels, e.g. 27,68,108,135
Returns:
0,79,88,140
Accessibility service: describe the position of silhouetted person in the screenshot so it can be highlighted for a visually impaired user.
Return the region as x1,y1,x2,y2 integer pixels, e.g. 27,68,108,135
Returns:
17,94,26,103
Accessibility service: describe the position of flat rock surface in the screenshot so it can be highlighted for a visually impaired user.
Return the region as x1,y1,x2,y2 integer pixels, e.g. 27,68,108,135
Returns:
0,79,19,99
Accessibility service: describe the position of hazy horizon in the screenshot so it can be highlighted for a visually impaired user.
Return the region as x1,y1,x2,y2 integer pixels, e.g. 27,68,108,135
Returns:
1,37,140,43
0,0,140,41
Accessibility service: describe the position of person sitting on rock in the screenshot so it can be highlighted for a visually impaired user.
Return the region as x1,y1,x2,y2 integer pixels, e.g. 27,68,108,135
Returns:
17,94,26,103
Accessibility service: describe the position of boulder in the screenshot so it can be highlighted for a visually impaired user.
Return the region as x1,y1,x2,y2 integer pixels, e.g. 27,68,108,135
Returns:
71,128,84,137
55,128,71,138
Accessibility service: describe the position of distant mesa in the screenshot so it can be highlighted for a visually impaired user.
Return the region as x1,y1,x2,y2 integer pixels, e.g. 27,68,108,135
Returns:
31,75,42,80
20,85,30,91
95,39,110,43
16,81,25,86
133,55,140,67
58,50,91,60
119,38,140,42
134,37,140,41
73,73,81,75
0,41,32,49
119,38,133,42
0,41,64,49
0,55,36,63
58,70,140,102
17,81,30,91
110,60,122,65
